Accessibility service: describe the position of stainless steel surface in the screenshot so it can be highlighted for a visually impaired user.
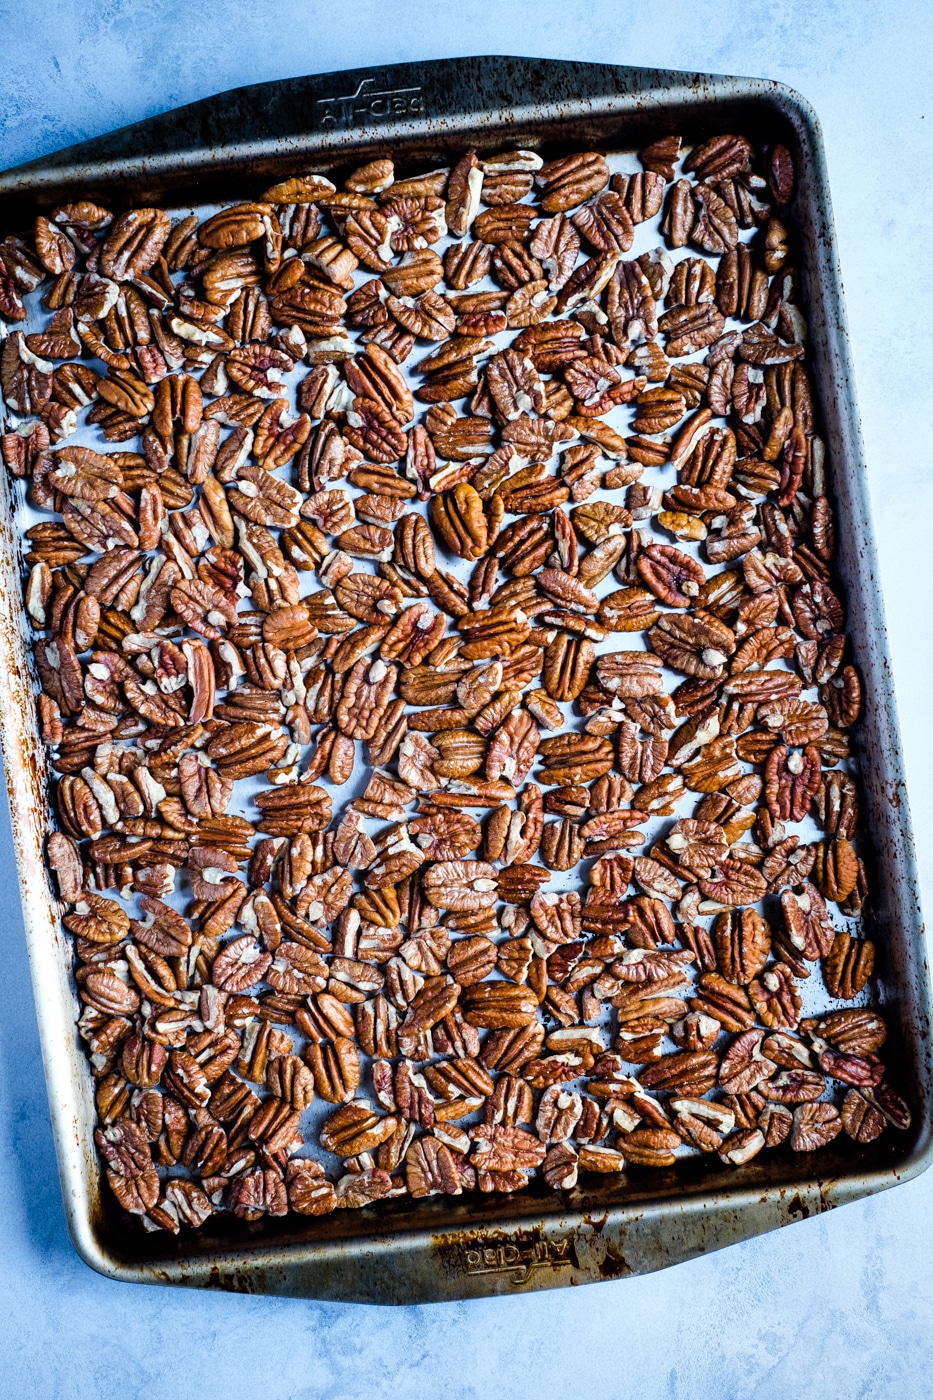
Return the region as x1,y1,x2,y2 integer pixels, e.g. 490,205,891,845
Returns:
0,54,928,1305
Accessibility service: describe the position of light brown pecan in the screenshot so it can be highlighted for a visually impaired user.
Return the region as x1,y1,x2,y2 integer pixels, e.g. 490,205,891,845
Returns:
691,183,739,254
421,860,499,912
808,1007,887,1056
780,882,835,961
823,931,875,1000
790,1101,841,1152
100,208,170,279
749,962,802,1028
305,1037,360,1103
572,191,634,252
461,983,539,1030
640,1049,718,1097
537,153,610,213
840,1089,886,1144
712,907,770,984
659,303,726,357
320,1102,398,1157
718,1128,765,1166
286,1159,338,1215
334,656,397,740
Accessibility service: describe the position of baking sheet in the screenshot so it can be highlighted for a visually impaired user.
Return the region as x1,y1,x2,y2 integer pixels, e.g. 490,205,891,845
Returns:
0,55,927,1303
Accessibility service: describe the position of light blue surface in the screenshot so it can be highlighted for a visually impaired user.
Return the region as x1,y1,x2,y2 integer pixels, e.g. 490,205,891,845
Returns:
1,3,932,1396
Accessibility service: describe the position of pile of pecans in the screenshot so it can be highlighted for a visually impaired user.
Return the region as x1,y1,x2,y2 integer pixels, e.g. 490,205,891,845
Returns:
1,130,910,1233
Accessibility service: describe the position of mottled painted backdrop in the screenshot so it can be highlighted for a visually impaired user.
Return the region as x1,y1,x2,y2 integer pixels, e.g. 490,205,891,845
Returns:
1,3,931,1397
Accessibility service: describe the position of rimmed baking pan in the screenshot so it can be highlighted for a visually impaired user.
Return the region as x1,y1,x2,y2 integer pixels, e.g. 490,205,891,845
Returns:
0,54,929,1304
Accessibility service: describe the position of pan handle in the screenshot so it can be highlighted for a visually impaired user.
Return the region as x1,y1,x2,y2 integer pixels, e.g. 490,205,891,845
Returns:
0,54,695,212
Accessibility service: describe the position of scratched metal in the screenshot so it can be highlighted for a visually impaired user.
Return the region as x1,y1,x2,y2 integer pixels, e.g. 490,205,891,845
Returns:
0,56,928,1306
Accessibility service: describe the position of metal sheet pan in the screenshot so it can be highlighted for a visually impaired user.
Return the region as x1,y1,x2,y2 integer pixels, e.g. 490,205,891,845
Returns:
0,54,929,1305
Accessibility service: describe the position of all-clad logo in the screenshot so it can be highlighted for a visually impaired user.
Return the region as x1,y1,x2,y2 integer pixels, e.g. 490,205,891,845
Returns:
456,1237,573,1286
317,77,425,128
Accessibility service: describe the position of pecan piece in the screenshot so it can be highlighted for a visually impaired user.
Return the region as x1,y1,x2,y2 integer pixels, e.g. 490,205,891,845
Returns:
537,152,610,213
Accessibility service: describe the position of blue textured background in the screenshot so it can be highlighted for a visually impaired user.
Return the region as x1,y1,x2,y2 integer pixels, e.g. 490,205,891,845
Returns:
2,3,932,1396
